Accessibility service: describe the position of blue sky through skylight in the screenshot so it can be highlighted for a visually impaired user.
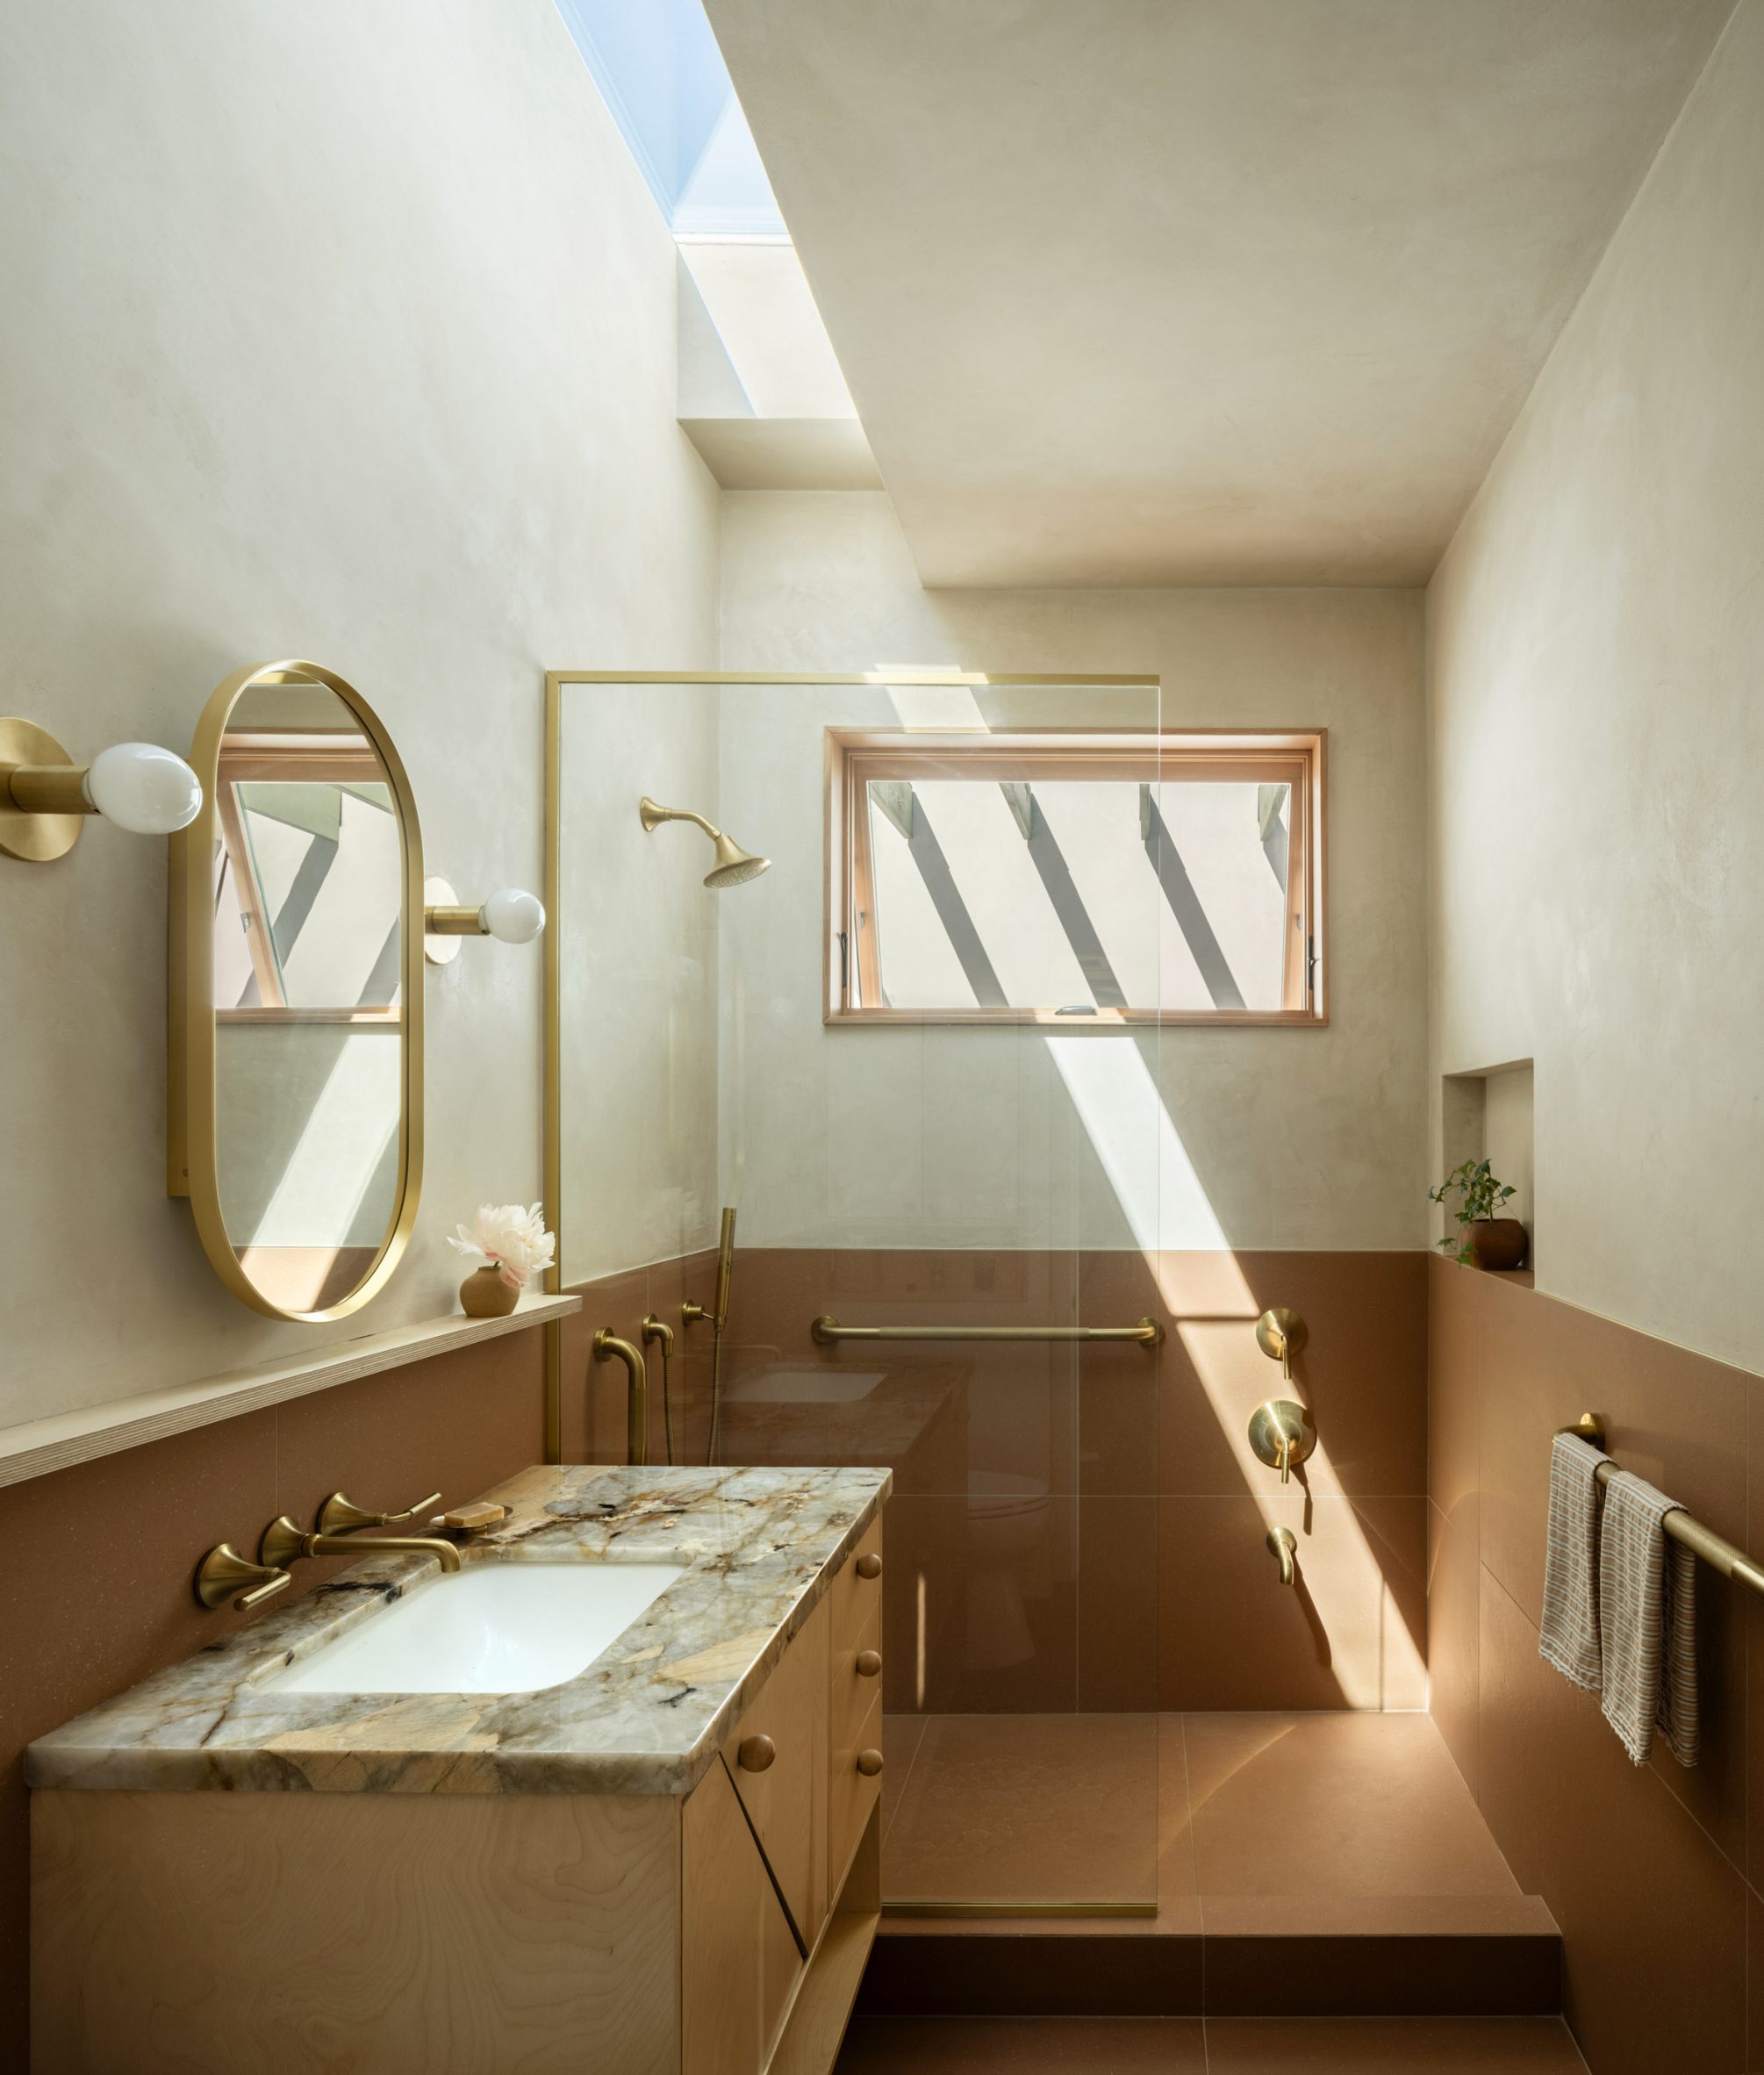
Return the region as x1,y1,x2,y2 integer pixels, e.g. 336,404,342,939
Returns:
554,0,785,236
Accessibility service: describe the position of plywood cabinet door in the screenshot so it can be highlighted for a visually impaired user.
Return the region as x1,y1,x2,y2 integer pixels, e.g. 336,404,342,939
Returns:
682,1756,800,2075
721,1597,828,1950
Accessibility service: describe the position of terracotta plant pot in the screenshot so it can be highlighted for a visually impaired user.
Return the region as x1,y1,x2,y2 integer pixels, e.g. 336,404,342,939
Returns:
459,1264,520,1318
1466,1217,1529,1272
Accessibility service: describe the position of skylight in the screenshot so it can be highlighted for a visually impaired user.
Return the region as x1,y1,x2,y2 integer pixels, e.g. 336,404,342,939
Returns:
554,0,785,237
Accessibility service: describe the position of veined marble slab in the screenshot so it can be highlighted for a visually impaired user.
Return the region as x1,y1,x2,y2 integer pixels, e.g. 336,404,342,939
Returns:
27,1463,888,1798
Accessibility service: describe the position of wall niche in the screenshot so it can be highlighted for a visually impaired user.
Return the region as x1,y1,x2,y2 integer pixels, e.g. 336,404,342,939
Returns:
1439,1058,1535,1277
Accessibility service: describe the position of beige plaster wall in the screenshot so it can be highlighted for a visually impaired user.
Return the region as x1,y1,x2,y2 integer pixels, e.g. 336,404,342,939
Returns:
0,0,719,1421
718,492,1430,1250
1426,1,1764,1368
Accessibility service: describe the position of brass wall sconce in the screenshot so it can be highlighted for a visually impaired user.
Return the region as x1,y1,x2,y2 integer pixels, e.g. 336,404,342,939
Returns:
423,875,546,964
2,719,202,863
1255,1306,1307,1380
1250,1399,1316,1484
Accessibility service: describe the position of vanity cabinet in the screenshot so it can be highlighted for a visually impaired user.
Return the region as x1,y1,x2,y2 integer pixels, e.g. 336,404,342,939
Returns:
32,1515,886,2075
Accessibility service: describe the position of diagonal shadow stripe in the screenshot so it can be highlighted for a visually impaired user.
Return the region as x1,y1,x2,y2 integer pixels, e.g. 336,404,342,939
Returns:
1142,797,1245,1010
905,795,1008,1007
1022,793,1128,1009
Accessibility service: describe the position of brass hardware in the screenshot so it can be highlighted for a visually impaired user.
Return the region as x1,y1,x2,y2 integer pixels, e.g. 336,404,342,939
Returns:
196,1543,293,1612
441,1503,508,1533
422,875,473,965
856,1748,884,1777
856,1649,882,1677
318,1490,442,1536
1,719,85,862
811,1314,1164,1347
593,1329,649,1468
421,877,544,964
642,1314,677,1466
856,1552,883,1581
260,1513,461,1575
737,1734,777,1773
3,717,202,863
1249,1399,1316,1484
1255,1307,1307,1380
639,796,771,890
1556,1418,1764,1598
1267,1526,1298,1586
681,1300,711,1328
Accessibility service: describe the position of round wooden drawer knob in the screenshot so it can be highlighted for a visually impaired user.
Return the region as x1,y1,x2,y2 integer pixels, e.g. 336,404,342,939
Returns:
856,1552,883,1579
737,1734,777,1773
857,1748,884,1777
855,1649,882,1678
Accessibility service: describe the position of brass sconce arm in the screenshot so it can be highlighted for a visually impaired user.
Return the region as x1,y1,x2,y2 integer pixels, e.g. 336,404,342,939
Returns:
422,876,546,964
3,719,203,863
593,1329,650,1468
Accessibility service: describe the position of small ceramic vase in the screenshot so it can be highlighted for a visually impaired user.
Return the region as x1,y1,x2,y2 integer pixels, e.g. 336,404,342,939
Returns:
1466,1218,1529,1272
460,1264,520,1318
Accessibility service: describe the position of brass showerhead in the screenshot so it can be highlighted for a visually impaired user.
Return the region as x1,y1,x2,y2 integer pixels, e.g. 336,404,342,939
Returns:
639,796,771,891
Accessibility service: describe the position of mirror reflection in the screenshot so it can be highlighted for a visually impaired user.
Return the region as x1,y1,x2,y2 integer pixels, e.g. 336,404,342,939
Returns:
211,680,405,1312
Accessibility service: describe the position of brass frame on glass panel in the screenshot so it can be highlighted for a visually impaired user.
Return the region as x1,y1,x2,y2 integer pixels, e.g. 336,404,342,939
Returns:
540,669,1157,1461
167,660,425,1324
543,670,1168,1921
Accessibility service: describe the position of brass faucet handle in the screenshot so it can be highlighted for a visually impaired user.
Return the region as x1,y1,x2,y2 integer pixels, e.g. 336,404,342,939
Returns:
318,1490,442,1536
197,1543,293,1612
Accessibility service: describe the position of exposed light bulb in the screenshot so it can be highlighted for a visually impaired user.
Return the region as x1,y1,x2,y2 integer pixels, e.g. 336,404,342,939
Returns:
82,742,203,835
479,887,545,944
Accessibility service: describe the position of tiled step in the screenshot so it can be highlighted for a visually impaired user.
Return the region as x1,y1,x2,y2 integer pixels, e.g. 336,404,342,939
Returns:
857,1894,1561,2019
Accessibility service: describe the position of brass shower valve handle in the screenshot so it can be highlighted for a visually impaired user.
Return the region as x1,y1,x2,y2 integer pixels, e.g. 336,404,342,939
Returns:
1255,1307,1307,1381
1249,1399,1316,1484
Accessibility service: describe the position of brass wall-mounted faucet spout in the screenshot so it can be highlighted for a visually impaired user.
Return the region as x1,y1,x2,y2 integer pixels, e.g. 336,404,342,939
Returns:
260,1486,460,1575
593,1329,649,1468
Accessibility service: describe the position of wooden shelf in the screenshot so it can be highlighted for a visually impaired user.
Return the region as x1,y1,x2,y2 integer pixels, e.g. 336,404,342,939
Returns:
0,1294,579,1490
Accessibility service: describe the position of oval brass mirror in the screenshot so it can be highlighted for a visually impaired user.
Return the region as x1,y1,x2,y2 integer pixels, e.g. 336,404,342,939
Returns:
169,661,423,1320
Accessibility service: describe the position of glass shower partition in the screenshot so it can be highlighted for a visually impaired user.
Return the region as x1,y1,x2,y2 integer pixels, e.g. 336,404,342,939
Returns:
551,671,1166,1915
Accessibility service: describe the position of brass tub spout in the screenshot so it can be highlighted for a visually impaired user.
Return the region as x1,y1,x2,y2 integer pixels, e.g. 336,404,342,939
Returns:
1267,1526,1298,1587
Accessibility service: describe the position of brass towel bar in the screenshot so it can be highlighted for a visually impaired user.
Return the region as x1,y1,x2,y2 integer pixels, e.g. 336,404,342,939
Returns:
1561,1412,1764,1597
810,1315,1164,1347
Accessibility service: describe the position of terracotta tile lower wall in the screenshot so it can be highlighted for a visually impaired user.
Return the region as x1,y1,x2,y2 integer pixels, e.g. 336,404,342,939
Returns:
0,1322,549,2064
568,1248,1431,1717
1425,1256,1756,2075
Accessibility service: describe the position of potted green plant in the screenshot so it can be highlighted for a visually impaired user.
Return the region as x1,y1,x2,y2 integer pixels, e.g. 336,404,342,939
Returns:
1429,1158,1528,1270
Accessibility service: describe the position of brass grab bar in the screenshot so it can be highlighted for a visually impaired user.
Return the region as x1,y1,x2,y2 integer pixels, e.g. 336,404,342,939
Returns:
810,1314,1164,1347
1560,1413,1764,1597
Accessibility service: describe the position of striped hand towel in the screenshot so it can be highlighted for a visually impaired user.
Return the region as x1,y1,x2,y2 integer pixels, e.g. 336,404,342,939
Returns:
1538,1432,1605,1692
1599,1468,1700,1769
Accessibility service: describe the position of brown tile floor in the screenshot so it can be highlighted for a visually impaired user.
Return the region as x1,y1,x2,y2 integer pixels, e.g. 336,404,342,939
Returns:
835,2017,1588,2071
881,1712,1520,1913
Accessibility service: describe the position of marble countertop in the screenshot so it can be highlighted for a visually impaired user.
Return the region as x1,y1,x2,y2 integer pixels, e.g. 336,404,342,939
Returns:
27,1463,889,1798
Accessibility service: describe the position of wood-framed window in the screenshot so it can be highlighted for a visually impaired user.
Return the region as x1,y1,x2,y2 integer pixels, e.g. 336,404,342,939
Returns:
825,729,1325,1025
212,734,404,1025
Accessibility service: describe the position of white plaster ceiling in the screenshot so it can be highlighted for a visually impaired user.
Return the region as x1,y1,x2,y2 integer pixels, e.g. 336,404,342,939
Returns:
702,0,1735,585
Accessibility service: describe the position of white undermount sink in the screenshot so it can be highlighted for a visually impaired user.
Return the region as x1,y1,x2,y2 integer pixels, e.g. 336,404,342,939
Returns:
262,1560,687,1697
